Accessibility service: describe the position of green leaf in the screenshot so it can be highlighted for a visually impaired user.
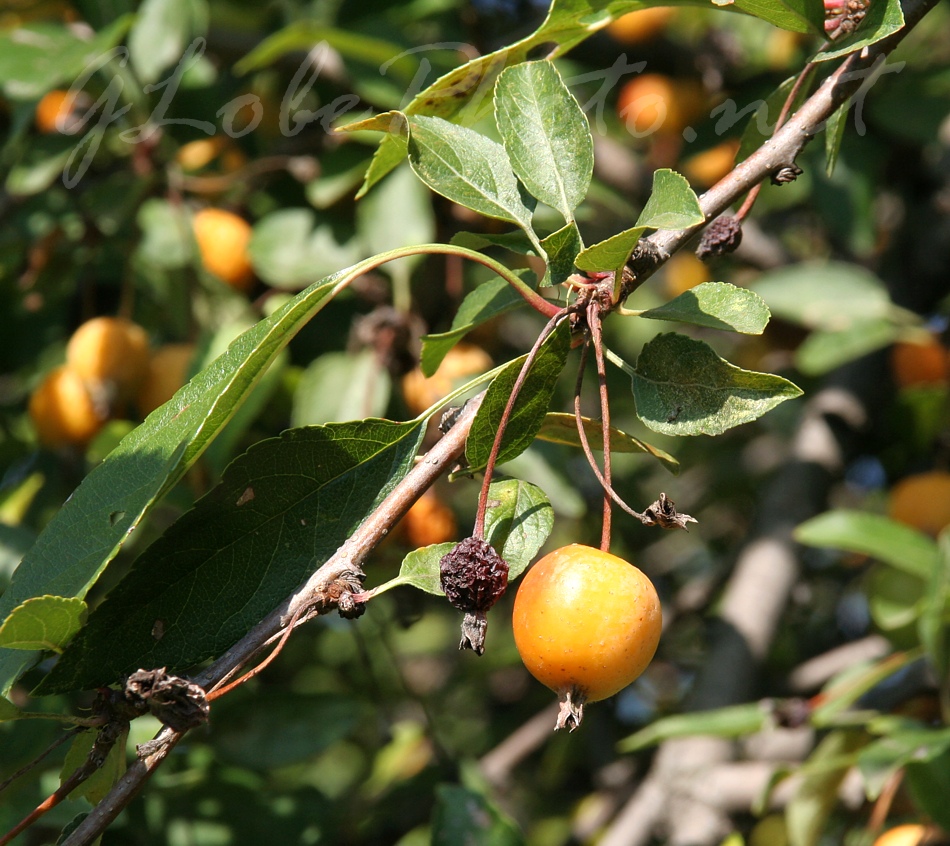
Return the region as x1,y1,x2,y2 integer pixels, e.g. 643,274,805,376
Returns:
858,726,950,801
540,222,583,287
0,17,133,99
36,420,425,694
574,226,646,275
0,258,374,697
640,282,771,335
420,275,528,377
407,116,536,233
631,333,803,436
61,728,127,806
794,318,905,376
635,168,704,231
752,262,902,329
466,321,571,469
575,169,702,275
494,61,593,221
391,479,553,595
618,703,771,752
135,198,193,270
291,350,391,427
449,230,538,255
794,511,938,580
0,596,87,653
536,413,679,474
810,651,919,727
249,208,359,290
482,479,554,581
128,0,208,84
786,731,866,846
211,692,363,770
815,0,904,61
234,24,418,82
867,564,926,631
353,0,823,196
906,746,950,831
918,530,950,684
0,697,20,722
824,102,849,177
432,784,523,846
5,136,74,197
394,543,456,595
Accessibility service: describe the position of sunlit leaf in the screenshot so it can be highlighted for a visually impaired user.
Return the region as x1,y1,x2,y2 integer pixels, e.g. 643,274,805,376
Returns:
631,333,803,436
640,282,770,335
0,596,87,653
494,61,593,221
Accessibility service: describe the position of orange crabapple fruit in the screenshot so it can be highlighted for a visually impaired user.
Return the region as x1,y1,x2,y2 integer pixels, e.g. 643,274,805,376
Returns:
512,544,662,730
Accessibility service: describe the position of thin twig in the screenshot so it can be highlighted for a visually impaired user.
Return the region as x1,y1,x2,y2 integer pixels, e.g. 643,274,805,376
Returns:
0,727,80,795
588,305,613,551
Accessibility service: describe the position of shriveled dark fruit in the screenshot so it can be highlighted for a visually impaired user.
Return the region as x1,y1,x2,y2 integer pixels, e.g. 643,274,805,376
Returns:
696,214,743,260
439,536,509,655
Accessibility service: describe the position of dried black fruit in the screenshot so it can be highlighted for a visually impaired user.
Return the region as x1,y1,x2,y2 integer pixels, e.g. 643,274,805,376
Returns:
440,536,509,612
695,215,743,260
124,668,210,732
440,537,509,655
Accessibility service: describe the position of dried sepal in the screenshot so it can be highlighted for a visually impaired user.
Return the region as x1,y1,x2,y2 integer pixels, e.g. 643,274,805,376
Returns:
640,493,697,530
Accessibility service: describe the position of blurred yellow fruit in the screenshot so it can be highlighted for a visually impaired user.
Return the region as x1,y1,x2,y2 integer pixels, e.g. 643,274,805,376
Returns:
663,252,711,298
29,366,106,447
888,470,950,537
682,139,741,188
401,344,493,416
34,89,83,134
872,824,938,846
192,208,255,291
401,490,458,548
66,317,150,405
606,7,675,43
617,74,706,137
890,336,949,389
136,343,196,416
175,137,247,173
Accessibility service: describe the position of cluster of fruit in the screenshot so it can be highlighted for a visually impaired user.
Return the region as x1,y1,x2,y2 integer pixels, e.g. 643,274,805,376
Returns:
28,317,194,449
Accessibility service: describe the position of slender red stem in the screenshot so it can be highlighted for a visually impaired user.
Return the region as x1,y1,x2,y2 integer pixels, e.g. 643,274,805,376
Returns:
572,343,647,524
587,306,613,550
473,311,567,539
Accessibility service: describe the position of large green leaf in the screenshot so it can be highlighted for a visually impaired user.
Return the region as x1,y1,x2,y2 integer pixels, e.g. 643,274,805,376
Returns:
858,725,950,801
466,321,571,469
0,597,87,653
0,18,133,99
407,115,536,233
918,531,950,685
640,282,771,335
0,255,392,697
494,61,593,222
420,275,529,377
36,420,425,694
794,318,905,376
351,0,822,195
388,479,554,594
794,511,938,580
631,333,803,436
906,746,950,831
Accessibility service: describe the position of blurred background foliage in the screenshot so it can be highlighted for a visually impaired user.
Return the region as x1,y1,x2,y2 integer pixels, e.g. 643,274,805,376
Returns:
2,0,950,843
